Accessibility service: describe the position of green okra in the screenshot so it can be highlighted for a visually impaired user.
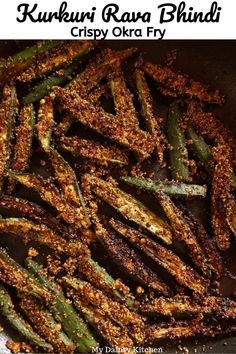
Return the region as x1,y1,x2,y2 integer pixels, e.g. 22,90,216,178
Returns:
121,176,207,198
20,295,75,352
167,103,189,181
18,40,94,82
66,287,134,349
64,277,145,344
84,174,172,245
68,47,137,96
187,125,236,188
23,60,79,104
79,256,135,308
0,250,52,302
0,41,61,83
0,285,52,351
25,259,98,352
1,41,61,67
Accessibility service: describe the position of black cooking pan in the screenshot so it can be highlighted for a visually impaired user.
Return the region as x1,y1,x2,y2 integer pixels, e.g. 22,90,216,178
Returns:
0,40,236,354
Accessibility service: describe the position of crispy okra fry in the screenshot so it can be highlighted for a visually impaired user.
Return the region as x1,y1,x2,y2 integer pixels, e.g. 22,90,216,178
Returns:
64,277,145,343
20,296,75,353
109,62,138,126
186,101,236,168
77,255,135,308
66,288,134,349
54,86,108,137
0,217,84,256
135,69,166,164
0,285,52,351
23,61,79,104
8,104,35,193
167,102,190,181
59,135,129,166
48,149,91,228
211,144,235,250
110,219,208,294
0,250,52,302
121,176,207,198
68,47,137,96
187,125,236,189
179,206,224,277
83,174,172,244
37,95,54,150
141,295,236,319
18,40,94,82
156,191,211,276
25,259,98,352
37,96,91,228
143,61,225,104
8,171,86,230
96,224,169,295
0,40,61,84
55,48,138,134
0,85,18,193
0,195,78,240
55,87,155,159
145,321,236,343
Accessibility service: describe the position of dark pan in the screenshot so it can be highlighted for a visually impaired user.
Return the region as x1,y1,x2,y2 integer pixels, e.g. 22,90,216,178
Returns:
0,40,236,354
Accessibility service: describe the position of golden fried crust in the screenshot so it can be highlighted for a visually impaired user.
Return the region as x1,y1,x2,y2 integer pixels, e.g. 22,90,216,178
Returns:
211,144,234,250
143,61,225,104
135,69,166,165
110,219,208,294
55,87,155,159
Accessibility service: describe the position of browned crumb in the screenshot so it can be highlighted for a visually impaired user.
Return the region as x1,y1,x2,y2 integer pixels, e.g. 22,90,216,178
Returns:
6,341,32,354
28,247,39,258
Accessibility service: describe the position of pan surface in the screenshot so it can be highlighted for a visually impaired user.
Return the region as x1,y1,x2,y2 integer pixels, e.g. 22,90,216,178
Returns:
0,40,236,354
